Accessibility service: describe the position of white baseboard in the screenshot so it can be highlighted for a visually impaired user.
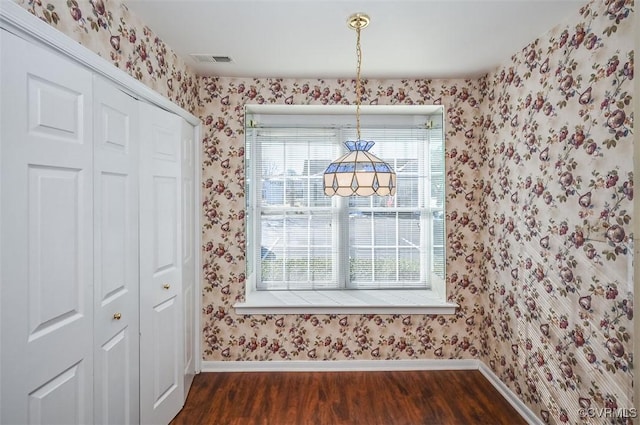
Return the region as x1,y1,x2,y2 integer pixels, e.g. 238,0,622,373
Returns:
477,362,543,425
200,359,541,424
201,358,478,372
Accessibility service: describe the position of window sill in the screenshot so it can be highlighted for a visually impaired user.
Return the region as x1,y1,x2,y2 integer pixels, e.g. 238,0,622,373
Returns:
233,289,458,315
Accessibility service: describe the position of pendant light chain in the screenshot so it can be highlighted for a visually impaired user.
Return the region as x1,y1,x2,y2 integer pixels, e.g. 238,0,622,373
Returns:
323,13,396,197
355,23,362,141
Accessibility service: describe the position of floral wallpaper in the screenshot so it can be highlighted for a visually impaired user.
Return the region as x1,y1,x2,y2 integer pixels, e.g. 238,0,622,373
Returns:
480,0,634,423
198,76,486,362
14,0,635,423
198,0,634,423
13,0,199,114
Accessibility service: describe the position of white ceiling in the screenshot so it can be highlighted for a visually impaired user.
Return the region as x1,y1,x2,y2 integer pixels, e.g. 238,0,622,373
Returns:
126,0,586,79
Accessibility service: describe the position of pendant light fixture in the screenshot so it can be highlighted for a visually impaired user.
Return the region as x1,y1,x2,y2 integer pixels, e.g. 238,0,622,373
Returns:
323,13,397,197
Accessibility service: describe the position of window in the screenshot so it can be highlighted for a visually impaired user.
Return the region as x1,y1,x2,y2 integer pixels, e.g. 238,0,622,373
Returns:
237,105,456,314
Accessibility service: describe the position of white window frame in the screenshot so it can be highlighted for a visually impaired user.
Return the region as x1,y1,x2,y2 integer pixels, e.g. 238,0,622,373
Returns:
234,105,457,315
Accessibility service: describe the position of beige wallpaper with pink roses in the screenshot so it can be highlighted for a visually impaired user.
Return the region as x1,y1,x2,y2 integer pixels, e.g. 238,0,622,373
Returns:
480,1,634,423
197,1,634,423
198,76,486,361
15,0,634,423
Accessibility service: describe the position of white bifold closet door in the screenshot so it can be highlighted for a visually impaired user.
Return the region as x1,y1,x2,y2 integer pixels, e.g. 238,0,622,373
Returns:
1,24,195,425
1,30,95,425
93,76,140,425
138,102,185,425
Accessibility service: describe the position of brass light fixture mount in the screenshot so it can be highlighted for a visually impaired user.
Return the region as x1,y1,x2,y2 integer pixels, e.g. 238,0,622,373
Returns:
323,13,397,197
347,13,370,31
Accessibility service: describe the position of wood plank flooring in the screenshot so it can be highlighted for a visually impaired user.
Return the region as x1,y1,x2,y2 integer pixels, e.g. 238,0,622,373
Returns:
170,370,528,425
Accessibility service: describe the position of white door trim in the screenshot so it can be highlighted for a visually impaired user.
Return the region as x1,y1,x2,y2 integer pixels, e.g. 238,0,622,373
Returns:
0,1,199,126
192,123,202,375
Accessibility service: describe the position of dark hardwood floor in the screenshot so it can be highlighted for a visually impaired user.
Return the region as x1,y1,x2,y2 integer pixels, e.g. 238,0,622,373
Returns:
170,370,528,425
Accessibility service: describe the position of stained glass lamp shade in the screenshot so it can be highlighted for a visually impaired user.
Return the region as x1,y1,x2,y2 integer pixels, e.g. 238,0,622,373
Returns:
324,140,396,196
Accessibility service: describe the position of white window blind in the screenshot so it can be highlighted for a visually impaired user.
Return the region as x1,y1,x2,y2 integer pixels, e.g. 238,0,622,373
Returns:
245,109,445,292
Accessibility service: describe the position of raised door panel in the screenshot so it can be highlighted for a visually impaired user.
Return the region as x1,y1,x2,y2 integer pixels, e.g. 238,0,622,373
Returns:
27,75,85,143
139,101,184,425
99,173,128,300
27,166,84,339
28,362,87,425
153,176,179,279
1,29,93,425
98,328,131,425
93,76,140,425
152,297,181,406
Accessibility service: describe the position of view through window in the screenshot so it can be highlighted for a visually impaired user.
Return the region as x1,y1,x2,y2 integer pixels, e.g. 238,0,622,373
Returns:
245,106,444,292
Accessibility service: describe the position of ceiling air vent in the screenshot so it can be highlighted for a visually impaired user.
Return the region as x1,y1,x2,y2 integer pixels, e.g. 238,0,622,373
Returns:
190,54,233,63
